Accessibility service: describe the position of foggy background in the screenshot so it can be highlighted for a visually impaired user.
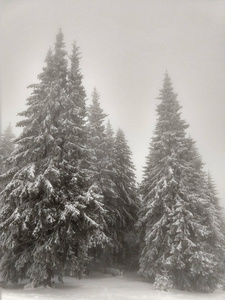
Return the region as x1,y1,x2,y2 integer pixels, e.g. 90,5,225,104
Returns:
1,0,225,207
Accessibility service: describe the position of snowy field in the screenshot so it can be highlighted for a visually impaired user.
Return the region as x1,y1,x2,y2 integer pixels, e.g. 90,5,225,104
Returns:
1,272,225,300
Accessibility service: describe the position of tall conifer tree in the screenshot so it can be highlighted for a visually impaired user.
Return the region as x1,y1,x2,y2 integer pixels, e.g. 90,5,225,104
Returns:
87,94,139,267
137,73,224,292
87,90,116,265
87,88,108,178
113,129,139,265
0,31,105,287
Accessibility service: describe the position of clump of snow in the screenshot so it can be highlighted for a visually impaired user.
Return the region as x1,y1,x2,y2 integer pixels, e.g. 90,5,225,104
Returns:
153,273,174,291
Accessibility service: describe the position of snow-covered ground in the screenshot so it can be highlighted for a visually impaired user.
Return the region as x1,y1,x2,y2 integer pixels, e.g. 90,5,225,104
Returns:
1,272,225,300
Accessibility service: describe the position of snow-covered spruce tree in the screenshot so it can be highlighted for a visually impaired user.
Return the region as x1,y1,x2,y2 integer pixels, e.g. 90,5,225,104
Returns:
0,30,105,287
204,173,225,283
0,124,15,159
105,120,114,158
65,42,107,270
137,73,223,292
0,124,15,175
87,92,139,267
87,88,109,181
87,90,116,265
181,139,225,290
113,129,139,266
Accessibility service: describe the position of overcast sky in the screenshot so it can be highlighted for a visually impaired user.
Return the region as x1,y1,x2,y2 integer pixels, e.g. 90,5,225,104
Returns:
1,0,225,206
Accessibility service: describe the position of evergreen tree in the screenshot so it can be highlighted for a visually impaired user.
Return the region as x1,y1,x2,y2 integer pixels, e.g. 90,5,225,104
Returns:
113,129,139,266
205,173,225,282
87,88,108,178
87,93,139,267
183,140,225,289
0,124,15,159
87,90,113,237
0,30,105,287
137,73,224,292
0,124,15,190
87,90,116,265
105,120,115,164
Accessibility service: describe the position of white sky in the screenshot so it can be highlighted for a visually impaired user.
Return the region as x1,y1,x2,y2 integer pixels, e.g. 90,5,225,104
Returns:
1,0,225,207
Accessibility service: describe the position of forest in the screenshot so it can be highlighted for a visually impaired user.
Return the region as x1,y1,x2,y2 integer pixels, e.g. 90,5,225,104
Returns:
0,30,224,294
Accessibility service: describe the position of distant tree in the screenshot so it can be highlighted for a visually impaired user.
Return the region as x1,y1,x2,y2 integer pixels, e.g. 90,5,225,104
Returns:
137,73,224,292
87,88,109,181
87,93,139,267
0,123,15,172
105,120,115,163
0,124,15,192
113,129,139,266
87,90,116,265
0,31,106,287
0,123,15,158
